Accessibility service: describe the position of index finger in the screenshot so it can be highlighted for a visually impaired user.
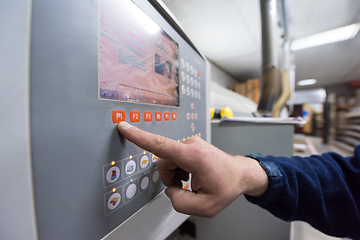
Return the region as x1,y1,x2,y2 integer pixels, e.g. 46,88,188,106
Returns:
117,121,190,167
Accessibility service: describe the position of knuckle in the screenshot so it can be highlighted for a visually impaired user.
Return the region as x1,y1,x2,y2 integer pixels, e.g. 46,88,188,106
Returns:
154,135,167,148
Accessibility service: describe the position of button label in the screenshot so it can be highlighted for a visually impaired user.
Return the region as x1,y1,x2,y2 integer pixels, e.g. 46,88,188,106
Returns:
125,160,136,175
140,155,149,169
107,193,121,210
164,112,170,121
106,166,120,183
144,111,152,122
112,110,126,123
130,111,140,122
155,112,162,121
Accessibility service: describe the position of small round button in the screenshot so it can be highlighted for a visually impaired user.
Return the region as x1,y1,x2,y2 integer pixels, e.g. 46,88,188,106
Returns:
191,123,195,132
191,103,194,109
181,72,185,81
141,176,150,190
191,89,194,97
198,92,201,100
194,90,198,98
108,192,121,210
152,154,158,163
181,85,186,94
195,113,198,119
152,171,160,183
186,75,190,84
191,113,194,119
186,62,190,72
187,113,190,120
191,77,194,86
190,65,193,74
106,166,120,183
194,80,197,88
126,183,137,199
194,68,197,76
140,155,149,169
186,87,190,96
125,160,136,175
198,82,201,89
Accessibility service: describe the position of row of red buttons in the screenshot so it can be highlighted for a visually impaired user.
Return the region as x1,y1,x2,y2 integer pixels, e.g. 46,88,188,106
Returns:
112,110,177,123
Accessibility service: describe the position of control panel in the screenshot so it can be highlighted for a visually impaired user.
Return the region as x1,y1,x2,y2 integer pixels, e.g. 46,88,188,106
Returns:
29,0,207,239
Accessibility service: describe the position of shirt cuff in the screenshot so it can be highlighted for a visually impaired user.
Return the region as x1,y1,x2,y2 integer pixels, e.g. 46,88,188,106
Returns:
244,153,284,207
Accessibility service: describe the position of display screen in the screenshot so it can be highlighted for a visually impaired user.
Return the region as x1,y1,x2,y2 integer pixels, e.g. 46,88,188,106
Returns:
99,0,179,107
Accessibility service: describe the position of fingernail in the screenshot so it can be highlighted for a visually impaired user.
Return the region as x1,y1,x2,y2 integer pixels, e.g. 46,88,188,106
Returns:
119,121,131,129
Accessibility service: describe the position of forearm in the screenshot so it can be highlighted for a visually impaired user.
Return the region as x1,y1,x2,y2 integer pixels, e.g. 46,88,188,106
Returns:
244,148,360,239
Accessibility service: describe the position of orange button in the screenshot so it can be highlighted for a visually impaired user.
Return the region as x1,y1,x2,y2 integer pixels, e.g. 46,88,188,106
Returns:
130,111,140,122
144,111,152,122
155,112,162,121
164,112,170,121
112,110,126,123
171,112,177,120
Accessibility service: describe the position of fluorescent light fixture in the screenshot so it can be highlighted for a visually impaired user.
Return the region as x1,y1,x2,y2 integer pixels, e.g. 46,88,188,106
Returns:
297,79,317,86
291,23,360,51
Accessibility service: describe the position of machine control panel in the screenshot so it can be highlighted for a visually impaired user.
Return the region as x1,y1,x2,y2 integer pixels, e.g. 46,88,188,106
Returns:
30,0,207,240
29,0,207,239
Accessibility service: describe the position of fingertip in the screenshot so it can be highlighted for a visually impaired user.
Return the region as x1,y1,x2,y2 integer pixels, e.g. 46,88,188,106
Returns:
117,121,132,131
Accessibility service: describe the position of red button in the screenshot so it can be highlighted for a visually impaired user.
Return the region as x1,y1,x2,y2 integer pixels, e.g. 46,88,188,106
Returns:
130,111,140,122
155,112,162,121
172,112,177,120
164,112,170,121
112,110,126,123
144,111,152,122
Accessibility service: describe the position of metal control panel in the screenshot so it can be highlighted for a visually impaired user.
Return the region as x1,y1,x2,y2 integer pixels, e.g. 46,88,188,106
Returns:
27,0,208,239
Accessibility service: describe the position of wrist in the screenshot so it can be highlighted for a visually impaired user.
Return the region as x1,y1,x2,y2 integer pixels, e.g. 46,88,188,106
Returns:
236,156,269,197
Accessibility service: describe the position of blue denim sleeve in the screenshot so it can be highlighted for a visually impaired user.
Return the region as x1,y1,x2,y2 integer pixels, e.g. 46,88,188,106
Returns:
244,145,360,239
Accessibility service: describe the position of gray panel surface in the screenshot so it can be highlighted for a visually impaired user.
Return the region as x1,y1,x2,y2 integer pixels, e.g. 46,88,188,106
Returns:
190,122,293,240
30,0,207,239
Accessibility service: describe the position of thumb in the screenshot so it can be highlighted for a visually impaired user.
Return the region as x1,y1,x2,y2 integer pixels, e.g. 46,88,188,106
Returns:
165,186,213,217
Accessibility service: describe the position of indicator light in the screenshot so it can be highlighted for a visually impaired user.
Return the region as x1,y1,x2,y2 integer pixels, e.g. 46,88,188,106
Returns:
143,151,146,155
112,188,116,193
183,138,186,142
129,155,133,160
111,161,115,166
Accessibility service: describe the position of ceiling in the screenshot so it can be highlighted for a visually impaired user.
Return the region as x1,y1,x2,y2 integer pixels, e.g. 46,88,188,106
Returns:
162,0,360,89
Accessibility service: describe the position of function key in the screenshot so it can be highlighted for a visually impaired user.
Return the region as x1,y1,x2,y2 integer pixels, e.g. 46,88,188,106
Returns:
155,112,162,121
112,110,126,123
130,111,141,122
144,111,152,122
164,112,170,121
171,112,177,120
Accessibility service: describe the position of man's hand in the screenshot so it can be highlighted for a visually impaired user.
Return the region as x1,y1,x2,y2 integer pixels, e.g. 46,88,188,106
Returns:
118,121,268,218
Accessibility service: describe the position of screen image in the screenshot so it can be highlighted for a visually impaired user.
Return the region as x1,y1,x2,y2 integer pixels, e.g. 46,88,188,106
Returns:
99,0,179,107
